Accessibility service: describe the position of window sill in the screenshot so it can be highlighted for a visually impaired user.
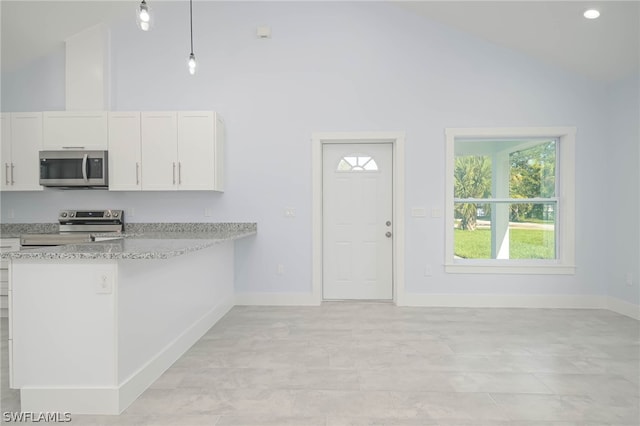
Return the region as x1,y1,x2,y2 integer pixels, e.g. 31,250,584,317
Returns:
445,263,576,275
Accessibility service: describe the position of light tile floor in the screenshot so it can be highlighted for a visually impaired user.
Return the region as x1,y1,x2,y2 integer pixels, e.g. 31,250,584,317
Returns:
1,303,639,425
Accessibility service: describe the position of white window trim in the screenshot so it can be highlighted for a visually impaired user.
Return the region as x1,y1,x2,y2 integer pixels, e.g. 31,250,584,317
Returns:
445,127,576,275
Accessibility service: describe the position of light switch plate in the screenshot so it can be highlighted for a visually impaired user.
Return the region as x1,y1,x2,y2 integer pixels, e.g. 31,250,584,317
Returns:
411,207,427,217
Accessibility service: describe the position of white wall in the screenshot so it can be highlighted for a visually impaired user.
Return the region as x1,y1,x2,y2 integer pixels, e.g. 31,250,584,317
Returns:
605,74,640,306
0,2,629,301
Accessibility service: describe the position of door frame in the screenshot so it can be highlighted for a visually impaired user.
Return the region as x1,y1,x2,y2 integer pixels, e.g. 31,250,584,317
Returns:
312,132,406,305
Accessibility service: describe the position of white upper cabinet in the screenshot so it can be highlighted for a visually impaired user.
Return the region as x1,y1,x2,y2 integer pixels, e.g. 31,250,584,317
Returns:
1,113,43,191
139,111,224,192
141,112,178,191
177,112,224,191
108,112,142,191
43,111,108,150
0,114,11,191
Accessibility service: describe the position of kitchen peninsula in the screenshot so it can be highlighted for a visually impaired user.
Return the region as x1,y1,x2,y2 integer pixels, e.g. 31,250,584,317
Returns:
1,223,256,415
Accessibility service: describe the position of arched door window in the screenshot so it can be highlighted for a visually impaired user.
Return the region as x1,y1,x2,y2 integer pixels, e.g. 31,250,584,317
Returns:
337,155,379,172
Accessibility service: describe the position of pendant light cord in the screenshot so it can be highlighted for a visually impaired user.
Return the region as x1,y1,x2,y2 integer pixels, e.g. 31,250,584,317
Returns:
189,0,194,55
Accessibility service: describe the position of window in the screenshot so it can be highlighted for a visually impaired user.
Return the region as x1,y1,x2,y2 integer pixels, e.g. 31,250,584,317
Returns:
337,155,379,172
445,127,576,274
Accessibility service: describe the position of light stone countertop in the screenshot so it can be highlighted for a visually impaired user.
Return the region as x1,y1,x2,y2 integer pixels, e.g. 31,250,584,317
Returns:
0,224,256,260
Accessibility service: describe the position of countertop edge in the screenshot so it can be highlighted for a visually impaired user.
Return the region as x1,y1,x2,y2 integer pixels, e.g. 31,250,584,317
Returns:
1,229,257,260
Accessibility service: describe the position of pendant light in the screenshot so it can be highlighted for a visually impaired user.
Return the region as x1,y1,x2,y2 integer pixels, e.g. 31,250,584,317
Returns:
137,0,151,31
188,0,197,75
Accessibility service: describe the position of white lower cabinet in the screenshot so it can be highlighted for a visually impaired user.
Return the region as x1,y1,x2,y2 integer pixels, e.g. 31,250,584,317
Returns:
0,238,20,318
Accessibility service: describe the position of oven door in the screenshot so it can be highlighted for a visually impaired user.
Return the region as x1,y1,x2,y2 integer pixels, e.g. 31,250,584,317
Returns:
39,150,108,187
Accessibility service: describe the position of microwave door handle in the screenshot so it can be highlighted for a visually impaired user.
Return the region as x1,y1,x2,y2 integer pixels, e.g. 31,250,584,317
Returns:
82,154,88,182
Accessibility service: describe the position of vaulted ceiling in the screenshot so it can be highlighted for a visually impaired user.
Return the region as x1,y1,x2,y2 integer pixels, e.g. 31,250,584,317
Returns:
2,1,638,82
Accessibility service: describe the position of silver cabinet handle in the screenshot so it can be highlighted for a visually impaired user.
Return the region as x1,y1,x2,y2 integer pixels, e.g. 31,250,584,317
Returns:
136,162,140,185
10,163,14,184
4,163,9,185
178,162,182,185
62,146,85,149
172,163,176,185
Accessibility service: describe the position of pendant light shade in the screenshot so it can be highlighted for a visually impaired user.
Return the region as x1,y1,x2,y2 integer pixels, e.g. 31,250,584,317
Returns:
137,0,151,31
188,0,196,75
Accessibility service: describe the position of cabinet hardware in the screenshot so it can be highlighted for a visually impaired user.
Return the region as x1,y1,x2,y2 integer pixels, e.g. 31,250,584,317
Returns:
62,146,85,149
10,163,14,184
136,163,140,185
4,163,9,185
172,163,176,185
178,162,182,184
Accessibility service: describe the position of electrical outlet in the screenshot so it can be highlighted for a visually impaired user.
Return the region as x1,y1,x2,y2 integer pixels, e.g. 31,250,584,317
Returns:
626,272,633,286
277,264,285,275
284,208,296,218
8,209,15,219
204,208,212,217
424,264,432,276
128,208,135,218
96,274,113,294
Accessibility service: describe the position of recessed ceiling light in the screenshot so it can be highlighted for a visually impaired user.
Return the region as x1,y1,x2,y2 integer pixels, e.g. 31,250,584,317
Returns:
584,9,600,19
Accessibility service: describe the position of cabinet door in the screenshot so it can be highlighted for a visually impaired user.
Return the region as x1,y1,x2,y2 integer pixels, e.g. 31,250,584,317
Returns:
141,112,178,190
10,113,43,191
1,114,11,191
177,112,216,190
1,239,20,319
108,112,142,191
43,111,108,150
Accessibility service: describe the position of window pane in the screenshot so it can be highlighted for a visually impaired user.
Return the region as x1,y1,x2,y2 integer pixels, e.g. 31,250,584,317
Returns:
454,155,492,199
337,155,378,172
510,140,556,199
454,202,556,260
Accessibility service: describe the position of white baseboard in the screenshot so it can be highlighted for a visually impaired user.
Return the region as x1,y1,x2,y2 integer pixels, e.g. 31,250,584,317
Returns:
233,292,640,320
118,295,234,413
606,296,640,320
20,296,234,415
399,293,607,309
235,292,320,306
20,388,119,415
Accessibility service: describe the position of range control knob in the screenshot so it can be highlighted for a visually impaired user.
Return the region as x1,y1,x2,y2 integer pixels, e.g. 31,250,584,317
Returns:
60,212,68,218
70,212,75,217
105,212,111,218
113,212,119,218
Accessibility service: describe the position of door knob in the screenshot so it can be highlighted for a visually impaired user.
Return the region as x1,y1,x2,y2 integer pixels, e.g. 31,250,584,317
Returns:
385,231,392,238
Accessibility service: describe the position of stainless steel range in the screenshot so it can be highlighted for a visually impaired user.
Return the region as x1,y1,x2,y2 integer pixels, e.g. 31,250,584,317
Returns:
21,209,124,247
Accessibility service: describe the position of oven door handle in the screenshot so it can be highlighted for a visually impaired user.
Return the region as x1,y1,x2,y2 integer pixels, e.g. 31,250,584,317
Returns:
82,154,88,182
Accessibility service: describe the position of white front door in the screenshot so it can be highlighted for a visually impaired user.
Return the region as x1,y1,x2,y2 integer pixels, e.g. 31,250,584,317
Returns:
322,143,393,300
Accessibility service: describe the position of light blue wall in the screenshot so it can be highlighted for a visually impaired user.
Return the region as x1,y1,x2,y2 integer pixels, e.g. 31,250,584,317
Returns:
606,74,640,306
1,46,66,112
0,2,628,300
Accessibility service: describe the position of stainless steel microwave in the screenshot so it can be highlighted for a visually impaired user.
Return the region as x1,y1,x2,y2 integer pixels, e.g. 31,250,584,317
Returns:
39,150,108,188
